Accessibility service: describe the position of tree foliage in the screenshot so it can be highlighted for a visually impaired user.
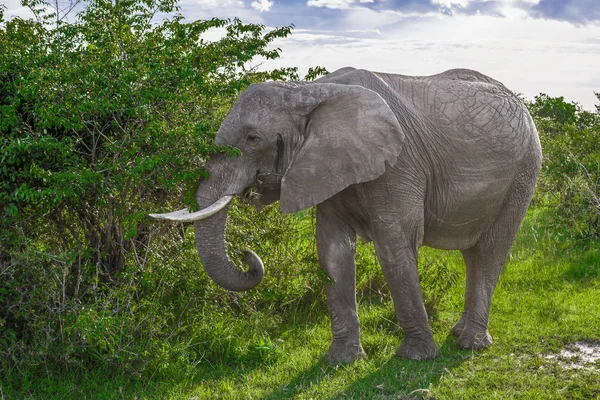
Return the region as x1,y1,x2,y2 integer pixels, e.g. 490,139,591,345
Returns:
0,0,301,273
528,93,600,240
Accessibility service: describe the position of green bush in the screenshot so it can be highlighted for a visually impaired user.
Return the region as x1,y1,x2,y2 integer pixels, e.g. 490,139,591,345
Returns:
0,0,313,380
0,0,298,276
528,93,600,241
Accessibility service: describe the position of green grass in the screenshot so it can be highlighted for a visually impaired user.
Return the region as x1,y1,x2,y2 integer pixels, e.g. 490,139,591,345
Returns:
2,207,599,399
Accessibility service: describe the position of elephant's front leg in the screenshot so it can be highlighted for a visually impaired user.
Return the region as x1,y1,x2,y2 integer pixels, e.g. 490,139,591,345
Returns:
374,235,438,360
316,203,366,364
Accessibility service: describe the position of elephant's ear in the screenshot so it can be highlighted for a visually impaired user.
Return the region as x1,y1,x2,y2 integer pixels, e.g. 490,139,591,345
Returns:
279,83,405,213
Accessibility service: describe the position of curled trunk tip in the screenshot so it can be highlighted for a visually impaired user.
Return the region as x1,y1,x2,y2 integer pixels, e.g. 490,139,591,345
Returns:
239,250,264,290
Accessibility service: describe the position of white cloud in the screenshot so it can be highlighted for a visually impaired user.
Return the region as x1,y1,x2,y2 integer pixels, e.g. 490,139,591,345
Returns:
307,0,355,10
177,0,264,24
251,0,274,12
342,8,441,29
431,0,543,18
431,0,471,7
2,0,40,20
497,4,530,19
432,0,541,7
195,0,245,8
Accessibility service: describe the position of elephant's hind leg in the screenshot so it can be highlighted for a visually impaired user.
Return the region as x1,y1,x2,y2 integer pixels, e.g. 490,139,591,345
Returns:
454,166,538,350
374,231,438,360
454,245,497,349
316,203,366,364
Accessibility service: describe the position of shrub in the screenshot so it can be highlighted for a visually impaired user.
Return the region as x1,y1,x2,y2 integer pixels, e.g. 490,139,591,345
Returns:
528,93,600,241
0,0,316,380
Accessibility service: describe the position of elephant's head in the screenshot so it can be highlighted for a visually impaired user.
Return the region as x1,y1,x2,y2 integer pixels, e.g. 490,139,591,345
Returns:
150,79,405,291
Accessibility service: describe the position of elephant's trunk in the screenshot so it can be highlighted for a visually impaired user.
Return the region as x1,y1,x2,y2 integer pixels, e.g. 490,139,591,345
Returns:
193,197,264,292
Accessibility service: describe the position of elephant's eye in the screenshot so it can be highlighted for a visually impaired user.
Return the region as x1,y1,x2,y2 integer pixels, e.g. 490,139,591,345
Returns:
247,133,259,143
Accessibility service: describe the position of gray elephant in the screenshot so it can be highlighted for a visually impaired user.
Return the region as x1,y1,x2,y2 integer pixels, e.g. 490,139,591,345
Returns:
150,67,542,363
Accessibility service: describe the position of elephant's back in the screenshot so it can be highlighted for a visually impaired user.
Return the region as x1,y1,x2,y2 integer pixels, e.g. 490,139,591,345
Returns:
374,68,504,89
378,69,537,159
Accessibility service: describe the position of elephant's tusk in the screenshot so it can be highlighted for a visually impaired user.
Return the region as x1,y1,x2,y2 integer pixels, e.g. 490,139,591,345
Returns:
149,195,233,222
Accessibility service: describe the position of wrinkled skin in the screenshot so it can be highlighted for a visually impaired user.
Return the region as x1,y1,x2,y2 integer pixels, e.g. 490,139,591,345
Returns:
187,68,542,363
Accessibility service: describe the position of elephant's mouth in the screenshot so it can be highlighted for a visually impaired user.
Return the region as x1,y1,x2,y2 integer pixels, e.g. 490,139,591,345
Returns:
244,171,283,208
257,171,283,188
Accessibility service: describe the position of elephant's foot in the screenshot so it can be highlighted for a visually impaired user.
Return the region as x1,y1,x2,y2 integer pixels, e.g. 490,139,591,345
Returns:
323,341,366,364
458,329,493,350
396,335,439,360
451,314,467,337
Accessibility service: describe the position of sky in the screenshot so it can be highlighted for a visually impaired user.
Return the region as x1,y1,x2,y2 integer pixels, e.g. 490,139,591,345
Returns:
3,0,600,110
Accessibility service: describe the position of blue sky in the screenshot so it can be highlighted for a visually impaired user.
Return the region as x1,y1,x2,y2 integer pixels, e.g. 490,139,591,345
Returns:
4,0,600,109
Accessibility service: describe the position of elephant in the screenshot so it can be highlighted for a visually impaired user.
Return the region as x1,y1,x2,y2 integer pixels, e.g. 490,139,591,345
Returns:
150,67,542,363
